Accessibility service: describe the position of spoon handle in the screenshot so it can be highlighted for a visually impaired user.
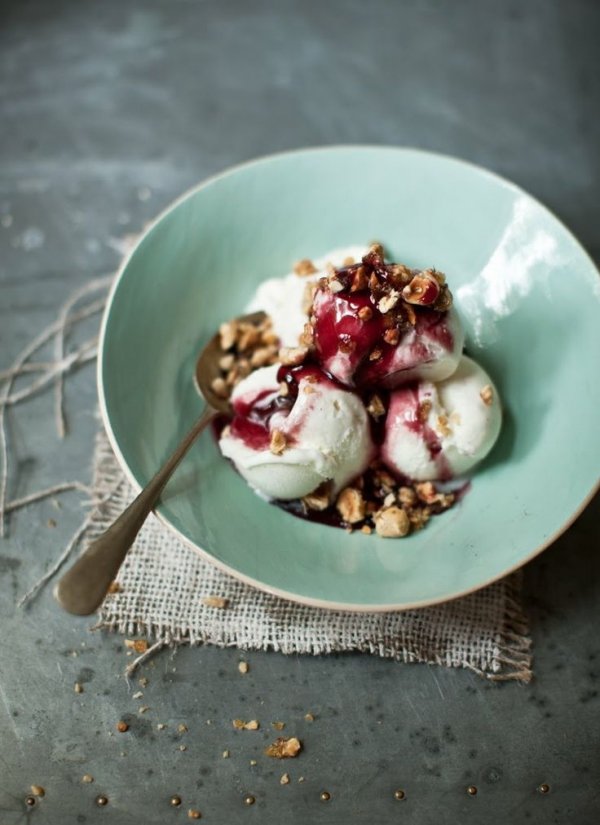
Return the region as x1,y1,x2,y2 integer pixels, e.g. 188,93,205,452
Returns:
55,406,217,616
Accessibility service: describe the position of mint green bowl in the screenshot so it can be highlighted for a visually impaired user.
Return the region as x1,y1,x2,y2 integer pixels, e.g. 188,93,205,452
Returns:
99,147,600,611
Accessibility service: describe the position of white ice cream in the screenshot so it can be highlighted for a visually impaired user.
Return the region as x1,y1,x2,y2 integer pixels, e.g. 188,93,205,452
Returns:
381,356,502,481
247,245,368,347
219,364,375,500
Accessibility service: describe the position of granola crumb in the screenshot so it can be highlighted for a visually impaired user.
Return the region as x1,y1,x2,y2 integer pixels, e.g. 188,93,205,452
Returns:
480,384,494,406
178,724,188,733
272,721,285,731
336,487,366,524
280,773,291,785
74,682,83,694
238,661,249,675
360,524,373,535
116,721,129,733
132,691,143,699
250,759,257,766
81,774,94,784
157,723,167,730
366,394,386,420
233,719,259,730
210,377,229,399
222,750,230,758
265,737,302,758
30,785,45,797
304,713,315,722
279,346,308,366
179,744,187,752
269,429,287,455
139,705,149,714
302,482,332,512
124,639,149,654
374,506,410,538
298,776,305,783
202,595,229,609
219,321,238,350
188,810,202,820
293,259,317,277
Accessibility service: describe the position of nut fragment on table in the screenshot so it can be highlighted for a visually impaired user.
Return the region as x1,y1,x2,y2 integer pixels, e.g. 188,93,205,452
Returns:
202,595,229,609
232,719,259,730
124,639,149,654
265,736,302,758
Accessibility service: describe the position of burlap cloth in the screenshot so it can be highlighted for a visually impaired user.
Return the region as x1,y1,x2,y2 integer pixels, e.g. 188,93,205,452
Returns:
91,432,532,682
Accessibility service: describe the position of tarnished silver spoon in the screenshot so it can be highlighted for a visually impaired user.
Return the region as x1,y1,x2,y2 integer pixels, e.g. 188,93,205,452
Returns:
55,311,266,616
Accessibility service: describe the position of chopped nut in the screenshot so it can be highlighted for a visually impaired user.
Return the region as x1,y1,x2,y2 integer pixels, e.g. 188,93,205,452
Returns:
328,278,345,294
299,321,315,347
265,737,302,758
280,773,291,785
237,326,261,352
304,713,315,722
374,506,410,538
178,724,188,733
294,259,317,276
368,241,385,257
350,266,368,292
357,305,373,322
398,486,417,507
402,273,440,306
188,810,202,820
218,353,235,371
179,744,187,751
378,290,400,313
74,682,83,694
210,377,229,399
233,719,259,730
82,774,94,784
107,580,122,594
272,721,285,730
219,321,238,351
157,723,167,730
279,346,308,366
250,759,257,766
124,639,149,654
480,384,494,406
408,506,431,530
139,706,150,714
369,347,382,361
30,785,45,798
437,415,452,437
138,677,149,688
383,327,400,345
414,482,437,504
222,750,230,758
238,661,249,674
302,482,332,512
202,595,229,609
132,691,143,699
383,492,396,508
366,394,386,420
250,346,277,368
417,400,432,422
336,488,366,524
360,524,373,535
270,429,287,456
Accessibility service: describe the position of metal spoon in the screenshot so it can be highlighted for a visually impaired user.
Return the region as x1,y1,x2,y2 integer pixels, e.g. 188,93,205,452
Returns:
55,311,266,616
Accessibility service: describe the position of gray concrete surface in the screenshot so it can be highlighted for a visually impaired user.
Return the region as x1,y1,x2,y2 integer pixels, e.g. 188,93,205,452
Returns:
1,1,599,822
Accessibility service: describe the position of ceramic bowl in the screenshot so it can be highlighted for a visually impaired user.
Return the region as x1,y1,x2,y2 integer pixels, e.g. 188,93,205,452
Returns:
99,147,600,610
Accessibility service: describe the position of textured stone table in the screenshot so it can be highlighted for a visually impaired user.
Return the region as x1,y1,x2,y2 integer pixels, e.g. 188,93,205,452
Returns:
1,1,598,823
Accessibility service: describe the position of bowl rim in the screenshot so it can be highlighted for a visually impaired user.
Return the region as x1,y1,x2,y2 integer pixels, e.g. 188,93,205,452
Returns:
98,144,600,612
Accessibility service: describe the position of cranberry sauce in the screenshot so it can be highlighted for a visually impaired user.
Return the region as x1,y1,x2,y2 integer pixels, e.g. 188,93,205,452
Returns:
312,248,454,390
229,387,293,451
385,384,452,481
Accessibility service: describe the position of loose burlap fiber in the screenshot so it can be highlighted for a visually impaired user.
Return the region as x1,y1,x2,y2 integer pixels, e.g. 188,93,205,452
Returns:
91,432,532,681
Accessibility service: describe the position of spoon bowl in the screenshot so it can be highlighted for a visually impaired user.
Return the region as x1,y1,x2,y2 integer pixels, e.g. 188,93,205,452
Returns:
55,310,267,616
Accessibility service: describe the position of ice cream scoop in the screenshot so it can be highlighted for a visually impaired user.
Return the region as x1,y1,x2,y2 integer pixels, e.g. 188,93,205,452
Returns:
381,356,502,481
219,363,375,500
310,247,464,389
247,245,367,347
